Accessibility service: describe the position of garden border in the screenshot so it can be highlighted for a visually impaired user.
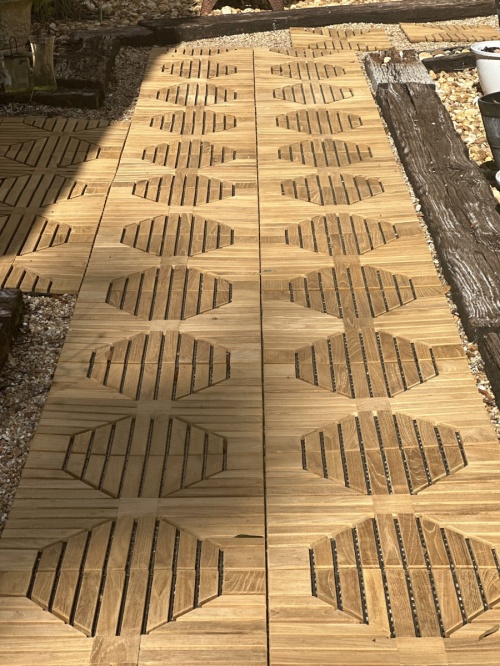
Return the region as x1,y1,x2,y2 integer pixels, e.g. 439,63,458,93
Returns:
365,49,500,403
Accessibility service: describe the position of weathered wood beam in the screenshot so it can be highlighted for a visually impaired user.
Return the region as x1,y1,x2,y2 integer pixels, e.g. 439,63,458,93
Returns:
140,0,495,43
365,49,436,89
421,50,476,73
367,52,500,401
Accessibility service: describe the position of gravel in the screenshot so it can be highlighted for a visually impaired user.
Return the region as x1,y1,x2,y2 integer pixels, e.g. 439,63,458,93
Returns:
178,29,292,49
0,295,75,535
0,46,151,121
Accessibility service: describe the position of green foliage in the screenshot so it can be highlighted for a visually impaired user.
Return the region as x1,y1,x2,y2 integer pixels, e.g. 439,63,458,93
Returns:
32,0,82,21
52,0,83,19
32,0,53,12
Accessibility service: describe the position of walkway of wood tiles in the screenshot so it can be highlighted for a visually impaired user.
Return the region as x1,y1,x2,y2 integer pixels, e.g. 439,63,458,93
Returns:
1,28,500,665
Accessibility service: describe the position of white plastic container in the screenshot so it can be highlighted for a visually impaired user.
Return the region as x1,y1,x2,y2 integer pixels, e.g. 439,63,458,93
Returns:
471,41,500,95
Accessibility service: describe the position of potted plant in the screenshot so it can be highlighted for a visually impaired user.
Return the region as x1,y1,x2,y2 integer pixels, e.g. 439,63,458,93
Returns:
471,41,500,95
0,0,33,53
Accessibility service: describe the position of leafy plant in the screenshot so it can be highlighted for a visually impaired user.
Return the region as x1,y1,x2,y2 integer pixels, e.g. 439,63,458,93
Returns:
32,0,54,22
32,0,82,21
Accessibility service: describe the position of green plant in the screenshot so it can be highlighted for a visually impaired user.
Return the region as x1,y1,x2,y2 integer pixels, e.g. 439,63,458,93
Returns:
32,0,82,21
32,0,54,23
51,0,82,19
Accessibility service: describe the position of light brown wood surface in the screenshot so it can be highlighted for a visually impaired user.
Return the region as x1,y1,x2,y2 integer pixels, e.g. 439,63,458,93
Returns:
1,34,500,664
399,22,500,43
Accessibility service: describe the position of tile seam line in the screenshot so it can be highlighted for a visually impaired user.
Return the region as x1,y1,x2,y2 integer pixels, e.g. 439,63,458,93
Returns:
252,48,271,666
77,121,132,294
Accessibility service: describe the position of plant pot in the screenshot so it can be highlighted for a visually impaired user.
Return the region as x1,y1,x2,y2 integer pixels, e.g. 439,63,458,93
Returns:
29,33,56,91
0,0,32,54
471,41,500,95
478,91,500,169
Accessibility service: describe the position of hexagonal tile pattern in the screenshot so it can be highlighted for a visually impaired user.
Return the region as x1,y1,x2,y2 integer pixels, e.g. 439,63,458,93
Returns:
0,174,89,209
22,117,112,132
148,109,237,135
310,514,500,636
27,517,224,635
281,173,384,206
121,214,234,257
0,213,72,257
295,330,438,398
284,213,398,256
88,331,230,401
278,138,372,168
0,136,103,168
267,265,415,319
132,175,236,206
161,59,237,78
275,109,363,135
63,416,227,498
164,47,235,57
155,83,237,106
270,47,342,58
273,83,354,105
271,61,346,79
0,264,54,293
291,27,391,51
141,140,237,169
106,265,232,321
301,410,467,494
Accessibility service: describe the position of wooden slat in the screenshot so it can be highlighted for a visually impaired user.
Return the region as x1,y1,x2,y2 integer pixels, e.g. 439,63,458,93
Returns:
2,43,500,666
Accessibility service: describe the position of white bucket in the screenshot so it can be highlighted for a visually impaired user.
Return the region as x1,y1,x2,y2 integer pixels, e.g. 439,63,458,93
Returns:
471,41,500,95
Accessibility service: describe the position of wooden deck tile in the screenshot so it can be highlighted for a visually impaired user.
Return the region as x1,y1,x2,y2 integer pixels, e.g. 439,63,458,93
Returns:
400,23,500,44
1,42,500,665
0,119,128,294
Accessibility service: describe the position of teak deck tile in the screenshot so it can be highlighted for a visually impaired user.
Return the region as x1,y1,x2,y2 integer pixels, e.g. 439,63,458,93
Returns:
0,119,129,294
1,42,500,665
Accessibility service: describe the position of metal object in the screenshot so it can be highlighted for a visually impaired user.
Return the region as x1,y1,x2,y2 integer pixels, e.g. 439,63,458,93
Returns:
2,36,32,93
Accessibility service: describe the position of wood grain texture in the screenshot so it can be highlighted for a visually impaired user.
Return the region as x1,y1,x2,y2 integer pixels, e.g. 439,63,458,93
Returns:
374,81,500,336
1,42,500,665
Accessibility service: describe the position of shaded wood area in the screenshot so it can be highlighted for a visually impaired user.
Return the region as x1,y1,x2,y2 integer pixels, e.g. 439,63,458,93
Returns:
367,52,500,401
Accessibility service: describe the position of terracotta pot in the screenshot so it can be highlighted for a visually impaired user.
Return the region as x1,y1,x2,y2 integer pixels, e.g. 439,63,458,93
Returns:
0,0,33,54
